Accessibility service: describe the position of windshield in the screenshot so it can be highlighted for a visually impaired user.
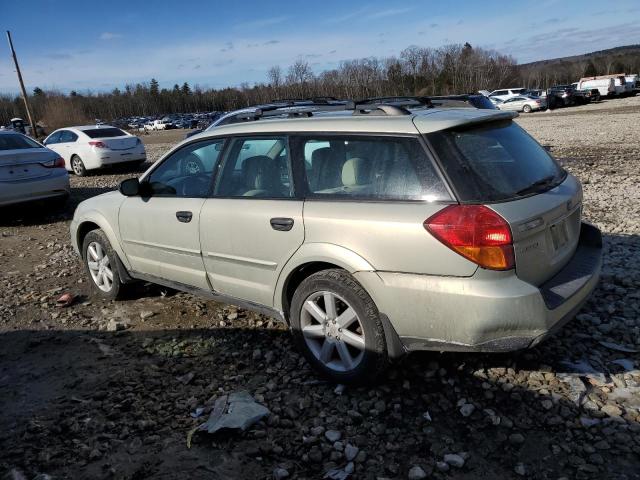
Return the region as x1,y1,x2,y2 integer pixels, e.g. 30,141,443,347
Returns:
0,133,42,150
83,128,126,138
426,121,566,202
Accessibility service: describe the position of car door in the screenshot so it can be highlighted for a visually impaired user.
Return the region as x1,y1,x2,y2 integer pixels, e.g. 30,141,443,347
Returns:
118,138,225,289
56,130,79,166
200,135,304,307
43,131,64,165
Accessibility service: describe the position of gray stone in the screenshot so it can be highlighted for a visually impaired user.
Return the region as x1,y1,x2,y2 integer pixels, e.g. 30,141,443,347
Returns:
325,430,342,442
444,453,465,468
407,465,427,479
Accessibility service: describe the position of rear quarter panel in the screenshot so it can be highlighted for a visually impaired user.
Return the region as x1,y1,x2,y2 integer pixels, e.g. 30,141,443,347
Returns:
302,200,479,275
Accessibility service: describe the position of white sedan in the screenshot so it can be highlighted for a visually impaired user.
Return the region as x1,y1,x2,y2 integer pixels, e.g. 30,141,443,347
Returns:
44,125,146,176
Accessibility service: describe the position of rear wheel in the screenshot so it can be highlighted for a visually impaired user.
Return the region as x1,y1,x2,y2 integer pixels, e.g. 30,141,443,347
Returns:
71,155,87,176
82,229,125,300
523,104,532,113
290,269,388,384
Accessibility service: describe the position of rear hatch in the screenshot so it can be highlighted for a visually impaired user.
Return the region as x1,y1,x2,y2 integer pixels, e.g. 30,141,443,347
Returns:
424,117,582,286
83,127,139,151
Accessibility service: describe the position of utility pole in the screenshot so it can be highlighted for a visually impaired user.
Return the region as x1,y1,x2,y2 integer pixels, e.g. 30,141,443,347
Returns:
6,30,38,137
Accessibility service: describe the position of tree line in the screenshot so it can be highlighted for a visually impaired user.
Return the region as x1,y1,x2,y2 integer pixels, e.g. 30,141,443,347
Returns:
1,42,638,130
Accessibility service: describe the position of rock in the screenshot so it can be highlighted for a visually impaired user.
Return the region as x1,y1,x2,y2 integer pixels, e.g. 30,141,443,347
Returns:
601,404,622,416
407,465,427,479
509,433,525,444
273,467,289,479
139,310,155,320
435,461,450,472
252,348,262,361
344,443,359,461
325,430,341,442
106,319,127,331
444,453,465,468
459,403,475,417
514,463,526,476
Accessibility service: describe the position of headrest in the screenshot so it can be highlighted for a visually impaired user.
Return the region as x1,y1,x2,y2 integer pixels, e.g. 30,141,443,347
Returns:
311,147,332,164
341,157,370,187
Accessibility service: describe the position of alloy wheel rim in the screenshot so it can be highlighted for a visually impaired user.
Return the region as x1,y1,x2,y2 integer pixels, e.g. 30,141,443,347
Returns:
300,291,365,372
72,159,82,175
86,241,113,292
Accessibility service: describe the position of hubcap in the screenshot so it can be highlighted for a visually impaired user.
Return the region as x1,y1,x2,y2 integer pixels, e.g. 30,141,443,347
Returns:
300,291,365,372
72,159,83,175
86,241,114,292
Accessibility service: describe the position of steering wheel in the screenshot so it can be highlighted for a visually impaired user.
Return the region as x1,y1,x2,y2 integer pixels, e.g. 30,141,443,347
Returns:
181,153,205,176
179,173,211,197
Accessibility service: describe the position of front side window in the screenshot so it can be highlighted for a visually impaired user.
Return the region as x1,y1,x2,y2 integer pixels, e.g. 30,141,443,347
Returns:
146,139,224,197
215,137,292,198
59,130,78,143
45,131,62,145
294,135,450,201
426,121,566,202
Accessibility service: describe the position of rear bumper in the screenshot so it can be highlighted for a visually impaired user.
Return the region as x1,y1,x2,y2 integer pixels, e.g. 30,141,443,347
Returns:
355,222,602,353
95,149,146,167
0,171,70,207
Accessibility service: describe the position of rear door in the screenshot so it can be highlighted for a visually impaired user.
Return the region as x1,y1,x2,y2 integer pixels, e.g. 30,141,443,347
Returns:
118,138,224,288
293,134,473,276
200,136,304,307
56,130,79,165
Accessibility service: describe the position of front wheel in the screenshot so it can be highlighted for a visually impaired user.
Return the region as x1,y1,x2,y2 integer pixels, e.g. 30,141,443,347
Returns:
71,155,87,176
82,229,125,300
290,269,388,384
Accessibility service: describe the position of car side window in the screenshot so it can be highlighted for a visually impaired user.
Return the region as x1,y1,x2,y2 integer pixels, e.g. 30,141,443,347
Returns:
214,137,292,198
146,139,225,197
293,135,450,201
59,130,78,143
45,131,62,145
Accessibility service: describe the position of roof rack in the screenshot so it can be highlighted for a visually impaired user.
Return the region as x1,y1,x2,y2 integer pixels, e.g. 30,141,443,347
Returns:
360,96,434,108
216,100,411,126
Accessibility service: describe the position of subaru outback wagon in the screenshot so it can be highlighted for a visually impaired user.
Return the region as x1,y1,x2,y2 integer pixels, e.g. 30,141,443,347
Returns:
70,103,602,383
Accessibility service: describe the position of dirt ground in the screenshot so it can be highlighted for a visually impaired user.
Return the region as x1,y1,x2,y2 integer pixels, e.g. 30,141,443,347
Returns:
1,97,639,480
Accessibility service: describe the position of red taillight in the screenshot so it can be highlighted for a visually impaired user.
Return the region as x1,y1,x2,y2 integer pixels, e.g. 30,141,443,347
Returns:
42,157,65,169
424,205,514,270
89,141,107,148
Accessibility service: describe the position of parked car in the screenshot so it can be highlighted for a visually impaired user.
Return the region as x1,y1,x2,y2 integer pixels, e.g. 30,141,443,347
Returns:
547,85,577,107
625,74,639,93
571,83,601,102
0,130,69,207
70,102,602,384
44,125,146,176
497,95,546,113
488,88,528,101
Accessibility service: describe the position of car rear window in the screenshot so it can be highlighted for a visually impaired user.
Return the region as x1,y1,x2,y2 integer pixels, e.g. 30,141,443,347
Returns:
83,128,126,138
426,121,566,203
0,133,42,151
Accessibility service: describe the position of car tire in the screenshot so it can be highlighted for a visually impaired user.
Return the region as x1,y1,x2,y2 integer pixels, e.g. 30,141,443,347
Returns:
523,104,532,113
82,229,125,300
290,269,388,384
71,155,87,176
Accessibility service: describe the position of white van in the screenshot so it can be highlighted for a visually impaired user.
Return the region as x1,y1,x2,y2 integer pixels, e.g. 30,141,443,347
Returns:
577,78,615,97
625,74,638,93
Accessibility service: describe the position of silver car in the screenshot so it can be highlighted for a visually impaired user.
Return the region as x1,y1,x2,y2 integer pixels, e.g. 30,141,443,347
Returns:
497,95,546,113
70,103,602,384
0,131,70,207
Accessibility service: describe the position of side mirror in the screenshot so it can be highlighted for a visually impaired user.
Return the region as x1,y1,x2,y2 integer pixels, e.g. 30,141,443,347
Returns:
119,178,141,196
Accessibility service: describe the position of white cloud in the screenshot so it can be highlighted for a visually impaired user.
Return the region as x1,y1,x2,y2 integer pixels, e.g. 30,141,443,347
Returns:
100,32,122,41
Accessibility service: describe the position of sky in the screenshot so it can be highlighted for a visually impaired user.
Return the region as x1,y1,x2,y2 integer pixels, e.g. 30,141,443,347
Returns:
2,0,640,94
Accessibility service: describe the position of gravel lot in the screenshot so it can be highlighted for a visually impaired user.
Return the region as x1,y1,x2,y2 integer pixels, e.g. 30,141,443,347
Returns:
1,97,639,480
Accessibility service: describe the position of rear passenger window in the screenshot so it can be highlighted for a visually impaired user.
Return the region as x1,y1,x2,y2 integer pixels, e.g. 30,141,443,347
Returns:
295,136,450,201
214,137,293,198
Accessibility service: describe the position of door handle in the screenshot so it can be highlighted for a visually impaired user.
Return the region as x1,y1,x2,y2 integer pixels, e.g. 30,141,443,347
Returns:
176,211,193,223
270,217,294,231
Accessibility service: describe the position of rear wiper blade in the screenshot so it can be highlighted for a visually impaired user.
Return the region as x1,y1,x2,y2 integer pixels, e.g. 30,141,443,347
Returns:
516,175,557,196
